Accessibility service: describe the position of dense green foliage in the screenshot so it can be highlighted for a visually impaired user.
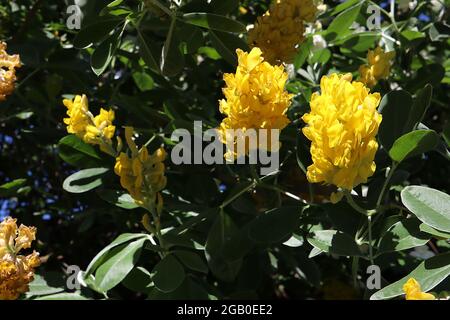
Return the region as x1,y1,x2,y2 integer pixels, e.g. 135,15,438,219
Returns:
0,0,449,300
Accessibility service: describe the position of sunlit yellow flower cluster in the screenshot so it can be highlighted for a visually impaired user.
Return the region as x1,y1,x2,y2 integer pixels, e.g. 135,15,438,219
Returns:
63,94,116,155
248,0,318,64
114,127,167,212
0,41,21,102
359,47,395,87
302,73,382,190
0,217,40,300
218,48,292,159
403,278,435,300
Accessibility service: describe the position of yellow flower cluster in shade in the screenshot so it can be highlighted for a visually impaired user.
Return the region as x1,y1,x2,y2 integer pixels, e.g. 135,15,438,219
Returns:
63,95,116,156
359,47,395,88
218,48,292,160
0,217,40,300
0,41,21,102
248,0,318,65
302,73,382,190
114,127,167,213
403,278,435,300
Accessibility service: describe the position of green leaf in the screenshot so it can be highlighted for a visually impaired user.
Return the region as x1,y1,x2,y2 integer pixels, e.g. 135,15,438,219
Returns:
210,0,239,14
107,0,124,7
340,32,379,53
222,223,255,261
408,64,445,93
198,46,221,60
294,247,321,287
377,219,429,255
174,250,208,273
26,273,65,297
178,23,204,54
371,252,450,300
328,0,360,16
35,292,89,300
205,212,242,282
122,266,152,293
132,71,154,91
182,13,246,33
307,230,363,257
419,223,450,240
62,167,109,193
443,122,450,147
294,39,312,69
400,30,425,46
404,85,433,132
95,238,146,292
73,16,123,49
308,48,331,65
96,189,139,209
85,233,148,276
401,186,450,233
429,23,450,42
58,135,103,167
161,18,185,77
324,202,362,237
283,234,304,248
378,90,413,150
325,2,362,42
91,28,122,76
152,254,186,293
248,206,302,244
221,181,255,208
389,130,439,163
148,277,209,299
0,179,27,197
137,30,160,74
14,111,34,120
209,30,249,66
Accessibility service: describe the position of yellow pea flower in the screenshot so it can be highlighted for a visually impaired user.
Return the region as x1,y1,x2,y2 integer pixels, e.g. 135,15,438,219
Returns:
114,127,167,212
0,217,40,300
302,73,382,190
0,41,21,102
62,95,116,156
330,191,344,204
359,47,395,87
218,48,292,160
403,278,436,300
248,0,318,65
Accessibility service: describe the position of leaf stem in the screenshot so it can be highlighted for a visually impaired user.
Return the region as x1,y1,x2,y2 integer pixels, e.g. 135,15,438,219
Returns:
376,162,398,208
149,0,173,17
220,181,256,209
344,191,375,216
367,214,374,265
368,0,400,34
352,256,360,290
249,164,261,184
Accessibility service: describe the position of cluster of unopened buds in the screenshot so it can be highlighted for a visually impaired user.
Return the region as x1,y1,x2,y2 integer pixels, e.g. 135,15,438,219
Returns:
0,41,21,102
0,217,40,300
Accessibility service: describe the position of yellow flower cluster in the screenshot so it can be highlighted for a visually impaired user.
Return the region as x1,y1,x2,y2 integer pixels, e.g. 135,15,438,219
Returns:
359,47,395,87
403,278,435,300
248,0,318,65
0,217,40,300
63,95,116,155
114,127,167,212
218,48,293,159
0,41,21,102
302,73,382,190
